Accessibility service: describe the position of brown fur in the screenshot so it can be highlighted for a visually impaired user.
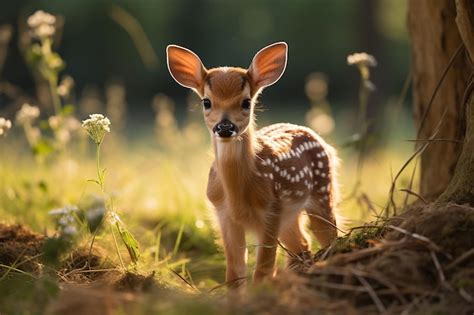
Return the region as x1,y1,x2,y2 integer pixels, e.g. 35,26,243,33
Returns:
167,42,339,289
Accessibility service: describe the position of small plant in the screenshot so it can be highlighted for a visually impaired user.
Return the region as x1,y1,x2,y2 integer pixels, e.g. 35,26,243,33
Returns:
43,205,80,266
15,103,42,148
345,52,377,197
17,10,81,160
82,114,140,267
26,10,63,115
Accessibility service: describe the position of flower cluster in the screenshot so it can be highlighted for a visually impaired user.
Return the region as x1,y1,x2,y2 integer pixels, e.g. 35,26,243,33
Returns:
347,52,377,86
15,103,40,125
49,205,79,237
27,10,56,39
347,53,377,67
82,114,111,145
0,118,12,137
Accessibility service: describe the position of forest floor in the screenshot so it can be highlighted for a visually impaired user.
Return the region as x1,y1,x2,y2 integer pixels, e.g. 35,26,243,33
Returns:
1,125,473,314
1,202,473,314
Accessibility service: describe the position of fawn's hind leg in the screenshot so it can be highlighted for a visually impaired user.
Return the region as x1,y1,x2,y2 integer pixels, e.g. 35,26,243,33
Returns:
278,213,311,268
306,198,337,248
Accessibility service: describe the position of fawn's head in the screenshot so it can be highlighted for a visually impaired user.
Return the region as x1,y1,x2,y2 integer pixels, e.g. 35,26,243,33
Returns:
167,42,287,141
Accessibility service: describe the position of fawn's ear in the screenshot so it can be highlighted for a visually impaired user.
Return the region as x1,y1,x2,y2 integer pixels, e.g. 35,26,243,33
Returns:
167,45,207,90
248,42,288,90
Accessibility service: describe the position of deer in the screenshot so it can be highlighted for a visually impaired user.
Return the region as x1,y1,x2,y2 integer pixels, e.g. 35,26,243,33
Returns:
166,42,339,289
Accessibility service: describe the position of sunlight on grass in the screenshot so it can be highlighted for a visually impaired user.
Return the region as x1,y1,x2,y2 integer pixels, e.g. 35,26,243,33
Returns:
0,106,419,291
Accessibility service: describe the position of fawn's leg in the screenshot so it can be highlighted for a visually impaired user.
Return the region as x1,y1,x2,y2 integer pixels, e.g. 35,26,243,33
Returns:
279,213,311,268
253,206,280,283
217,212,247,289
306,199,337,247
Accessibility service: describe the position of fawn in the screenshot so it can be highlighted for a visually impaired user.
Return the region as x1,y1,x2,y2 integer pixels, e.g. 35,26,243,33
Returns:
166,42,339,288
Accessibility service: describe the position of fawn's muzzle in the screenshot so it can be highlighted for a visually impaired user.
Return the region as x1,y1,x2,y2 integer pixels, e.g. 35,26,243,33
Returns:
213,119,237,138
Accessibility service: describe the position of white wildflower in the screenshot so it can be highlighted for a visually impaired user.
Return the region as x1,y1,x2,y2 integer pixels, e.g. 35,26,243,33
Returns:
82,114,111,145
48,115,61,129
62,225,78,237
49,205,79,237
27,10,56,28
0,117,12,137
57,76,75,98
16,103,40,125
27,10,56,39
35,24,55,38
347,53,377,67
49,205,78,216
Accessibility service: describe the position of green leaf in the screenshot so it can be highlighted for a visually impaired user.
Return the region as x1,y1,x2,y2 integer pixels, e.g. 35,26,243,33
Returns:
116,222,140,263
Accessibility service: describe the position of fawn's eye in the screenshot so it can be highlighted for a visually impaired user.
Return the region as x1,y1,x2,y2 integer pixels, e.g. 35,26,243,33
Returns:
202,98,211,110
242,98,251,110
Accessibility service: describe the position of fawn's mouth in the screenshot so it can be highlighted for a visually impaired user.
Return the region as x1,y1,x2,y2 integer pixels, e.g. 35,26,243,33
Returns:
214,130,238,140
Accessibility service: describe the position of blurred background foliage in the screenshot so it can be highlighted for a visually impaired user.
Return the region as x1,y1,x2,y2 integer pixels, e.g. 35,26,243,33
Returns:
0,0,409,125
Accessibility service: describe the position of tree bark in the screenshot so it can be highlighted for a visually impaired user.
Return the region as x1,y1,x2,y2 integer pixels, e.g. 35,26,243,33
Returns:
437,0,474,205
408,0,471,201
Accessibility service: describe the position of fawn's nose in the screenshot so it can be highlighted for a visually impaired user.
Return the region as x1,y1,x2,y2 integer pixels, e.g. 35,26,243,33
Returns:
213,119,237,137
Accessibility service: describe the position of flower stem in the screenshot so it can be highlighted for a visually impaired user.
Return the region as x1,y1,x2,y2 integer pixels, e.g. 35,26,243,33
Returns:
48,75,62,115
96,142,103,190
110,223,125,269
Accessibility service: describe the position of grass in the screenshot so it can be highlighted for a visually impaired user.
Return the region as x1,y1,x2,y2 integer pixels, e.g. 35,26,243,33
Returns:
0,108,419,292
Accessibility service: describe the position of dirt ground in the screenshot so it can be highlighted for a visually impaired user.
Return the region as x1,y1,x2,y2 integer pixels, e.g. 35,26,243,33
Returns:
1,202,473,314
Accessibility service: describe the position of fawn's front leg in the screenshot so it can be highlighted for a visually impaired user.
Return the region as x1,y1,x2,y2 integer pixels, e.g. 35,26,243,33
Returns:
217,211,247,290
253,205,281,283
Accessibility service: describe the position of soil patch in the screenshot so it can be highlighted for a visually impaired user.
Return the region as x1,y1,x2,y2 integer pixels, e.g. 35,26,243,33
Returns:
0,223,45,273
277,202,474,314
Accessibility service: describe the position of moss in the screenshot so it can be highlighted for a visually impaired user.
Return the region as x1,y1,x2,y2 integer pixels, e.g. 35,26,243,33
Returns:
315,226,383,261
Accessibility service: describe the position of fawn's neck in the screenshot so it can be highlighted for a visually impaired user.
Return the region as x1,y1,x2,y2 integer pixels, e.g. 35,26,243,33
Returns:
213,126,258,208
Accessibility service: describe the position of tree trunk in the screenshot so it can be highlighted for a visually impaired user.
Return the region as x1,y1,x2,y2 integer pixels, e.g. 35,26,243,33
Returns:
408,0,471,201
438,0,474,205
